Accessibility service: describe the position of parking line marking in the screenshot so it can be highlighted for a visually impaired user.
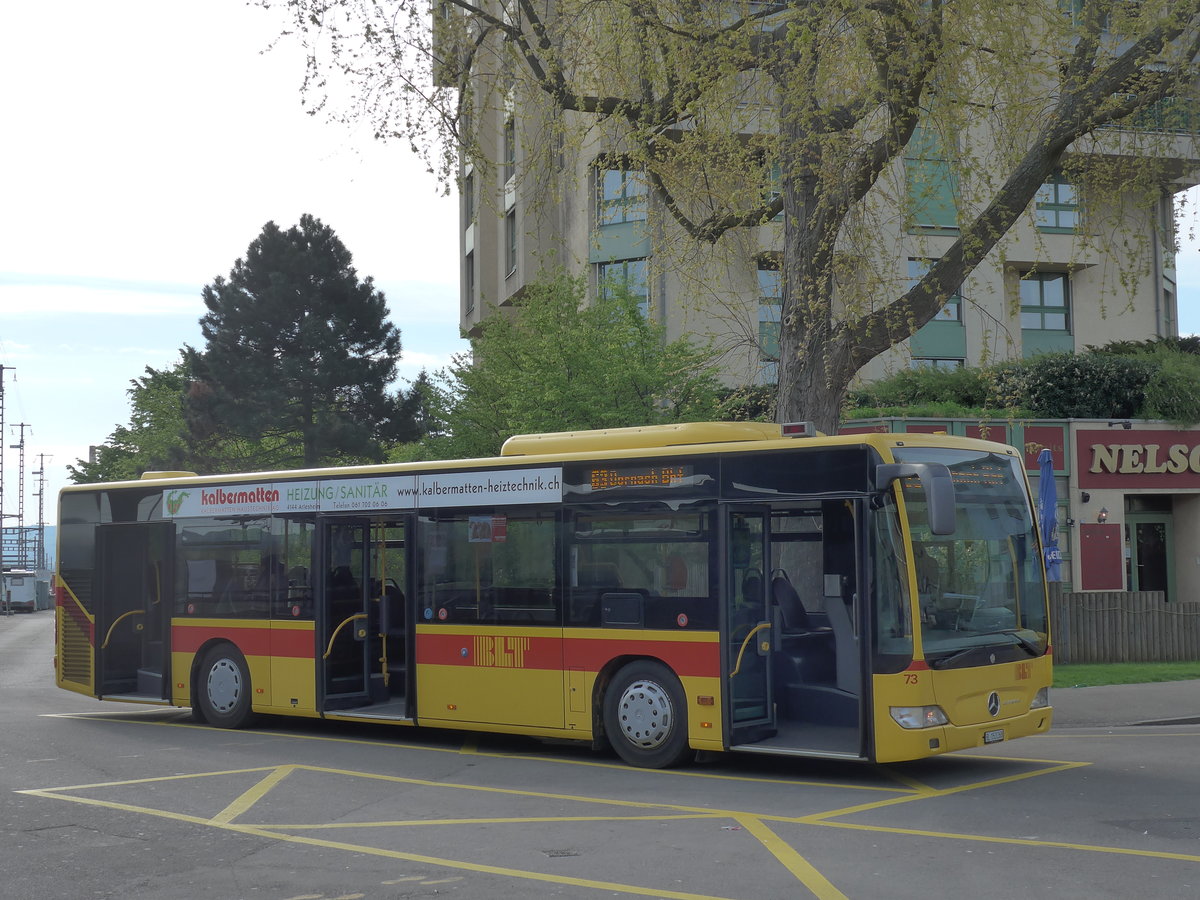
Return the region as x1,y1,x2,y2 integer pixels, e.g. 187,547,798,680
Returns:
267,814,721,829
210,764,295,825
815,819,1200,864
44,711,911,794
226,821,740,900
733,814,848,900
800,760,1089,823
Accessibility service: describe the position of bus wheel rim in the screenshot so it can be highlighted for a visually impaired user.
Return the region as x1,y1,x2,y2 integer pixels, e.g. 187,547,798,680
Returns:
616,679,673,749
207,659,242,714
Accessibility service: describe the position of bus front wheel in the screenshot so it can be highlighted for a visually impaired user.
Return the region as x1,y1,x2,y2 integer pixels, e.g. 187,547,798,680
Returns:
196,643,257,729
603,661,691,768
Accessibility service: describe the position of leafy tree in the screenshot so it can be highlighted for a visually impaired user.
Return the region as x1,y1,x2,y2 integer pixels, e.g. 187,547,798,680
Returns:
265,0,1200,433
419,272,722,459
186,214,416,470
69,360,194,484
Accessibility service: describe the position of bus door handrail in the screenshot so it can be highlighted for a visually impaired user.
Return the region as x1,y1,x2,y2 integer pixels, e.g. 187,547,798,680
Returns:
323,613,367,660
100,609,145,649
730,622,771,677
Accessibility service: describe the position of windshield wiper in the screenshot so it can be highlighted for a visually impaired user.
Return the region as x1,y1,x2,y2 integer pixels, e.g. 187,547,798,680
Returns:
927,631,1043,670
927,646,982,670
995,629,1042,657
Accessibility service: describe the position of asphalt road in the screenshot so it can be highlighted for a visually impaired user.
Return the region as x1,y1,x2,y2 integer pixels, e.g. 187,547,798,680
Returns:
2,609,1199,899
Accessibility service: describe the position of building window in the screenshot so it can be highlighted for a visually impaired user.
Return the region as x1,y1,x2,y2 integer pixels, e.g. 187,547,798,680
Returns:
1035,175,1078,232
904,126,959,233
907,259,962,322
464,251,475,314
598,258,649,317
764,162,784,223
463,174,475,225
758,260,781,367
503,118,516,185
597,169,647,226
909,357,965,370
1020,272,1070,331
505,210,517,277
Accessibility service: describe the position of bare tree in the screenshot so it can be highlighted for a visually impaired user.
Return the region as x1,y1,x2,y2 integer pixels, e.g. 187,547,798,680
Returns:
263,0,1200,431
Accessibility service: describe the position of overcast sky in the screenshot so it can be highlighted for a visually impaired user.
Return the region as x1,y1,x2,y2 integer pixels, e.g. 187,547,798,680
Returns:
1,0,1199,531
0,0,464,518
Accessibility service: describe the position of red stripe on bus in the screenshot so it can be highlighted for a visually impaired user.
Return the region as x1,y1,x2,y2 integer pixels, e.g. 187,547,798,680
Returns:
171,623,314,659
415,632,720,678
906,660,931,671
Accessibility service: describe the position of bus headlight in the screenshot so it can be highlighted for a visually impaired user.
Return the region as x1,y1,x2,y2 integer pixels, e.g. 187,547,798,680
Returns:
890,705,949,729
1029,687,1050,709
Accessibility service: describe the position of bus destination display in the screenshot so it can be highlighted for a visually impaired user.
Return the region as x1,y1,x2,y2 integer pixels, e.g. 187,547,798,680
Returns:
589,464,693,491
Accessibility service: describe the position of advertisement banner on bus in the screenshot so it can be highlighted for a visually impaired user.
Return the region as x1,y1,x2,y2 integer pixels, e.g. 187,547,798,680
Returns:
162,468,563,517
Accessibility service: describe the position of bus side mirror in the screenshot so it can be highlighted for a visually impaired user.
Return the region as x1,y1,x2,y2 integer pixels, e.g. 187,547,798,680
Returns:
875,462,956,536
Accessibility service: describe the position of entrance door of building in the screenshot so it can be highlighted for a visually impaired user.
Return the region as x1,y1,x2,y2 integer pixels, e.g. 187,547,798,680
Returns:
1125,514,1174,600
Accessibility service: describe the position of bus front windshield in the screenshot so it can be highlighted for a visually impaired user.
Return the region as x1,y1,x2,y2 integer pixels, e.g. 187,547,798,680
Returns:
894,448,1049,668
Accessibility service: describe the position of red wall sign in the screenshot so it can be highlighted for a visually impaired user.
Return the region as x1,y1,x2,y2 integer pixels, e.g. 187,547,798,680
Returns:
1077,429,1200,489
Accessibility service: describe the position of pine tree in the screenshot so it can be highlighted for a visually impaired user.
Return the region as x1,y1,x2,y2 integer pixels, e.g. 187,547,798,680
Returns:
186,214,407,470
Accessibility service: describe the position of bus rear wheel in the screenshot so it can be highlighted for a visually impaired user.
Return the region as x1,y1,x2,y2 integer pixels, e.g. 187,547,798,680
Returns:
195,643,257,729
603,661,691,768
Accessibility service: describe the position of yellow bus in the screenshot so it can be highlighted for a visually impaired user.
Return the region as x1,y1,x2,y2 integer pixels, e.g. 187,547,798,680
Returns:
54,422,1052,767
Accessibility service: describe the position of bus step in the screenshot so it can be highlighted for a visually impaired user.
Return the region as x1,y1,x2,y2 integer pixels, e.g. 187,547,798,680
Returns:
136,667,163,697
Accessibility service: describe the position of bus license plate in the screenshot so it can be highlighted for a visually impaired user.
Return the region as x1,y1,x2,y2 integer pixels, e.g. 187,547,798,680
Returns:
983,729,1005,744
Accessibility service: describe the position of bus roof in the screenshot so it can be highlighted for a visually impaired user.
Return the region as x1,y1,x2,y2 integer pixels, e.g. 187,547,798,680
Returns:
58,422,1020,495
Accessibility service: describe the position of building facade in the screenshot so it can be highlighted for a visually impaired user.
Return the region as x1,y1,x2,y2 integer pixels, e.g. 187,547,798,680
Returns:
450,7,1197,391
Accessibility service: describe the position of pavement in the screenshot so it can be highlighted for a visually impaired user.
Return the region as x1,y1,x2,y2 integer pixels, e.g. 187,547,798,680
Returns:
1051,678,1200,727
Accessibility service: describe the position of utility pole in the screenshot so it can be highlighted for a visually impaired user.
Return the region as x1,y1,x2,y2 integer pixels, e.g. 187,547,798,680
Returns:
0,364,11,612
9,423,30,569
33,453,47,571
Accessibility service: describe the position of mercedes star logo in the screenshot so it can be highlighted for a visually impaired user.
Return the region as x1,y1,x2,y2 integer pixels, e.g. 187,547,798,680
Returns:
987,691,1001,717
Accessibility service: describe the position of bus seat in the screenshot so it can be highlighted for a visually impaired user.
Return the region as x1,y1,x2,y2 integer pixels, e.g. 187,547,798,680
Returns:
771,571,809,632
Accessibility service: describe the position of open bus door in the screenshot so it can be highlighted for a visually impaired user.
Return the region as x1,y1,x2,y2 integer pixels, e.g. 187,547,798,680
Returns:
320,519,374,710
319,518,410,716
94,522,174,700
725,502,866,759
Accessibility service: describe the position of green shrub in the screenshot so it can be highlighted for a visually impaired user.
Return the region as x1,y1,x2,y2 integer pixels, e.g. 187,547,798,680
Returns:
1143,352,1200,425
1013,352,1153,418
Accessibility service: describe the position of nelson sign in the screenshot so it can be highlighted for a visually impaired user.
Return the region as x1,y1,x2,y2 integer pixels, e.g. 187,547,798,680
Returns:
1077,429,1200,489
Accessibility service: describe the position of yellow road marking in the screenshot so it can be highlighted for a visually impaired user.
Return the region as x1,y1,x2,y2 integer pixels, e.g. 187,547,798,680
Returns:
734,814,848,900
210,765,295,825
800,760,1089,823
877,767,937,793
43,711,910,794
460,735,479,754
269,814,720,829
225,822,740,900
816,819,1200,864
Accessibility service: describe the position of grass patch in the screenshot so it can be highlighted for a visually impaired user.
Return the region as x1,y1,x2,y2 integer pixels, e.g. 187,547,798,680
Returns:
1053,661,1200,688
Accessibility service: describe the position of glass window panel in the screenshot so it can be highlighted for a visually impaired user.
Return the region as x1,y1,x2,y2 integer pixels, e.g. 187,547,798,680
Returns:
1019,279,1042,305
758,266,781,299
934,301,960,321
1043,312,1067,330
1042,275,1064,305
602,169,624,202
1020,311,1042,329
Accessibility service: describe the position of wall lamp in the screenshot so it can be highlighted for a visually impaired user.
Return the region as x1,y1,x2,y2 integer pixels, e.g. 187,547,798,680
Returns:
1107,420,1132,430
1081,491,1090,503
1097,507,1109,524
